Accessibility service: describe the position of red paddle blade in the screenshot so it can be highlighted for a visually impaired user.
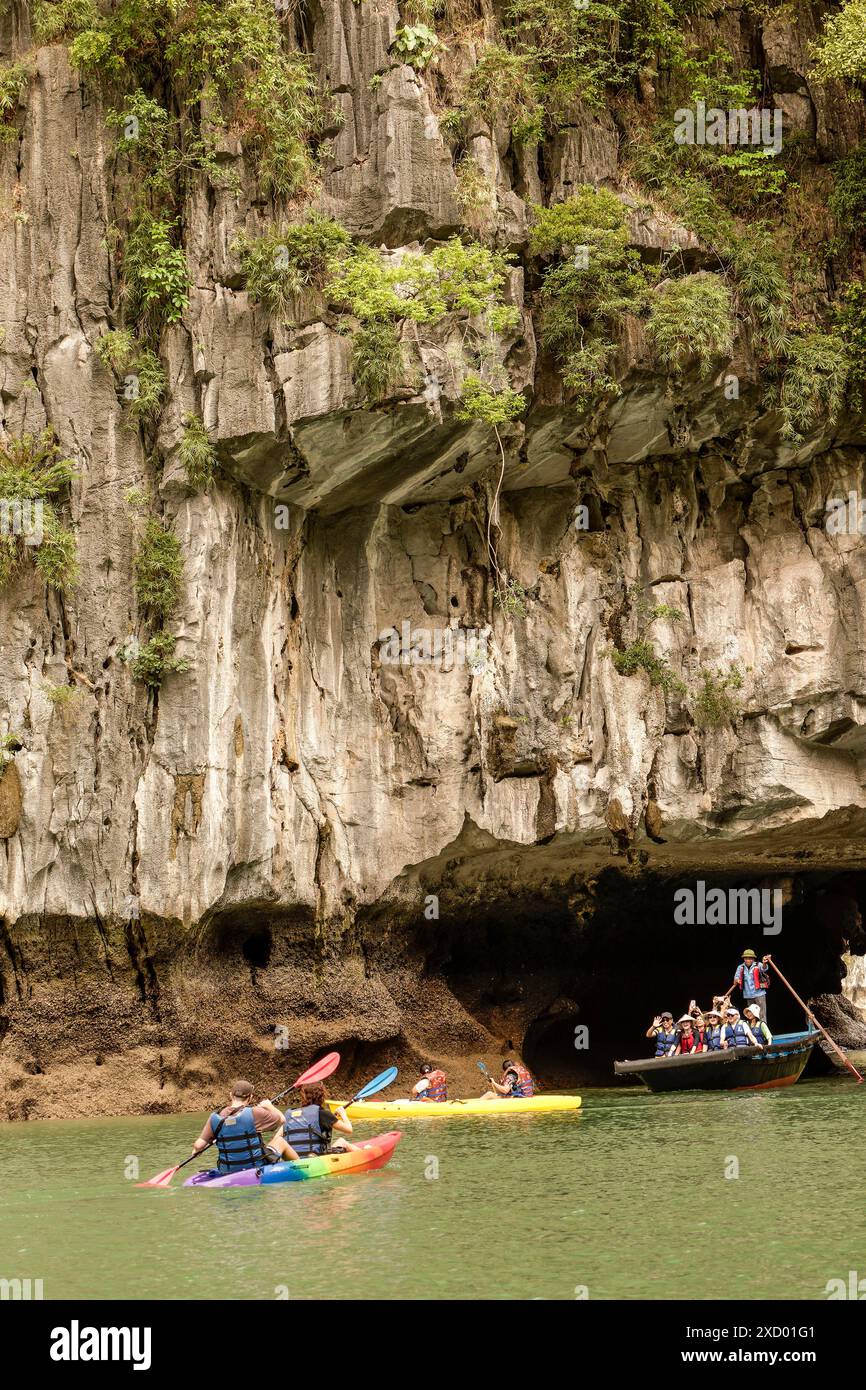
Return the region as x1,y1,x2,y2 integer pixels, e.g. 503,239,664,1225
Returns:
293,1051,340,1089
135,1165,180,1188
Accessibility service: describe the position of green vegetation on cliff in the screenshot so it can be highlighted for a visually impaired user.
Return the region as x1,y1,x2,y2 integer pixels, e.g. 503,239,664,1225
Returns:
0,432,78,592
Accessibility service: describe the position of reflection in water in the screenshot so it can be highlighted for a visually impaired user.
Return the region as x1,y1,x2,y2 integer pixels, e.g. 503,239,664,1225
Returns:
1,1082,863,1300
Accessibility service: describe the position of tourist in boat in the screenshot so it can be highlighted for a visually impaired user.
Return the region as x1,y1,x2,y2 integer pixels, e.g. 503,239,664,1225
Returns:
704,1008,725,1050
721,1007,761,1048
727,949,772,1021
743,1004,773,1045
412,1062,448,1101
480,1058,537,1099
674,1015,702,1054
268,1082,360,1159
191,1079,289,1175
646,1012,678,1056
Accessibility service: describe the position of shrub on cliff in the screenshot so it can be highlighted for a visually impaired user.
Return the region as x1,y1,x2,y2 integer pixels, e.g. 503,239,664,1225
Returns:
812,0,866,86
131,632,191,689
134,519,184,617
692,666,743,729
778,330,852,440
95,331,167,425
235,215,351,317
529,187,651,412
123,213,190,330
647,275,735,373
0,60,30,144
0,432,78,593
179,415,217,490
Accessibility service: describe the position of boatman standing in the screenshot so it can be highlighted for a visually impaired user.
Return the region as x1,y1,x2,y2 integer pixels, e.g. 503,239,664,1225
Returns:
727,949,771,1022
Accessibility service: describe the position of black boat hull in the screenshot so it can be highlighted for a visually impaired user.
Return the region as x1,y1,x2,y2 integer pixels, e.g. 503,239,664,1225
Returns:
614,1032,816,1093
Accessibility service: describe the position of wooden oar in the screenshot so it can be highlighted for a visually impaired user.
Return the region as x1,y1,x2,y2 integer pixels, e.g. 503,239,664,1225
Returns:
136,1052,342,1187
768,960,864,1084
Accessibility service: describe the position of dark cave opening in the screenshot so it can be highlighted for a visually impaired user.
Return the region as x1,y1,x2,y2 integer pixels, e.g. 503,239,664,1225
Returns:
435,869,866,1088
241,926,273,971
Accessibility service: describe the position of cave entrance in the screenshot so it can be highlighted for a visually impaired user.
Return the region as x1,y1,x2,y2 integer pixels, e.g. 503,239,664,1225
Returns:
241,926,272,971
436,869,866,1087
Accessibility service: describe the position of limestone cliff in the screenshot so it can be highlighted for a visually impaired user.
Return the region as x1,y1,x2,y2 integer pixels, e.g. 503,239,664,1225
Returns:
2,0,866,1119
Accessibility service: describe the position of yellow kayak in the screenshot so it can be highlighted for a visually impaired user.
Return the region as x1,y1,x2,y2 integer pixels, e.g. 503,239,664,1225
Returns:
335,1095,582,1120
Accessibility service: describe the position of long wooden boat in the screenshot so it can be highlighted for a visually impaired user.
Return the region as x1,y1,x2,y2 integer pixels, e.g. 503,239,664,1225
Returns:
614,1030,817,1093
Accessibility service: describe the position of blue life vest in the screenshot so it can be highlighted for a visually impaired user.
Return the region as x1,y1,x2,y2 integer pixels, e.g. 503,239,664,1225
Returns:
705,1025,724,1051
210,1106,267,1175
283,1104,328,1157
724,1021,752,1048
654,1028,678,1056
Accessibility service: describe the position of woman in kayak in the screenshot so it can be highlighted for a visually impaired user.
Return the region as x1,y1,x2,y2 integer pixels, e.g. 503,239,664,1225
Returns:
480,1058,537,1099
191,1079,291,1176
411,1063,448,1101
267,1082,361,1160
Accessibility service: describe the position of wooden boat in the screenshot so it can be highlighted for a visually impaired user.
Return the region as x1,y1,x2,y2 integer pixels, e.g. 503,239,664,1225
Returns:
614,1030,817,1093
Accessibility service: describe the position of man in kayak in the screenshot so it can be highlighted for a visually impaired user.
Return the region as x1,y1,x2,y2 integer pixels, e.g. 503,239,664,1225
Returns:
267,1082,360,1159
191,1079,290,1176
726,948,772,1022
480,1057,536,1099
411,1062,447,1101
743,1003,773,1045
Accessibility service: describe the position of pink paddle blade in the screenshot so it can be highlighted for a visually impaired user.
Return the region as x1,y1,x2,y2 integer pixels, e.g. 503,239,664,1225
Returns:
135,1165,181,1188
294,1051,340,1088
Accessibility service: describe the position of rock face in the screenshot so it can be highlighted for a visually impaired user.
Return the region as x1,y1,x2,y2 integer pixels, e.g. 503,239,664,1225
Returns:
1,5,866,1118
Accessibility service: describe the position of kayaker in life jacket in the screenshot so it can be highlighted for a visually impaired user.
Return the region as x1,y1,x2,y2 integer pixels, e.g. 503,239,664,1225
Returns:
727,949,772,1023
646,1012,678,1056
267,1082,360,1160
703,1008,725,1051
412,1063,448,1101
743,1004,772,1045
191,1079,289,1176
674,1015,702,1054
481,1058,537,1099
721,1007,760,1049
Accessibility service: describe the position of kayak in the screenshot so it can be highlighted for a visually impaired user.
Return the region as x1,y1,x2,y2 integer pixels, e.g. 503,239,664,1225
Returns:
335,1095,582,1120
184,1131,402,1187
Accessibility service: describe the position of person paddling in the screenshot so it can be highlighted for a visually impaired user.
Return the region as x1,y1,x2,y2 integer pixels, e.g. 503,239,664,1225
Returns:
412,1062,447,1102
480,1057,536,1099
190,1079,288,1176
268,1082,360,1160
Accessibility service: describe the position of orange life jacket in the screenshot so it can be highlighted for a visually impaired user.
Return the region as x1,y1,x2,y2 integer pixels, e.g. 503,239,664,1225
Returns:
503,1062,535,1097
420,1069,447,1102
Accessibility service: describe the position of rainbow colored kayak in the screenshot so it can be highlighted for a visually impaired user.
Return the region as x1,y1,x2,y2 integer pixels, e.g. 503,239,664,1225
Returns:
184,1131,402,1187
335,1095,582,1120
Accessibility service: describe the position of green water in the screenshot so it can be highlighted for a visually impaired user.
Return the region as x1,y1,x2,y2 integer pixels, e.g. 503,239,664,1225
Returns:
2,1079,864,1301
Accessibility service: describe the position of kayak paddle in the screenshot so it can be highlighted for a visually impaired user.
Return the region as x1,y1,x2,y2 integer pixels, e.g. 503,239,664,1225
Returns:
342,1066,398,1107
135,1052,342,1188
476,1060,491,1076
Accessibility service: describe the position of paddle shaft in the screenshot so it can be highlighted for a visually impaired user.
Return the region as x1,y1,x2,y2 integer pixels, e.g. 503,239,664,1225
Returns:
769,960,864,1083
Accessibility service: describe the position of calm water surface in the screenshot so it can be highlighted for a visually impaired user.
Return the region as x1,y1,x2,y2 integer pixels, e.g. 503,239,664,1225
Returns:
1,1079,864,1300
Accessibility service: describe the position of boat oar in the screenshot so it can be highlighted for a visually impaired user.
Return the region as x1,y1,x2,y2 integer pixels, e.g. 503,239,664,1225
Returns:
136,1052,342,1188
342,1066,398,1109
768,960,864,1084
